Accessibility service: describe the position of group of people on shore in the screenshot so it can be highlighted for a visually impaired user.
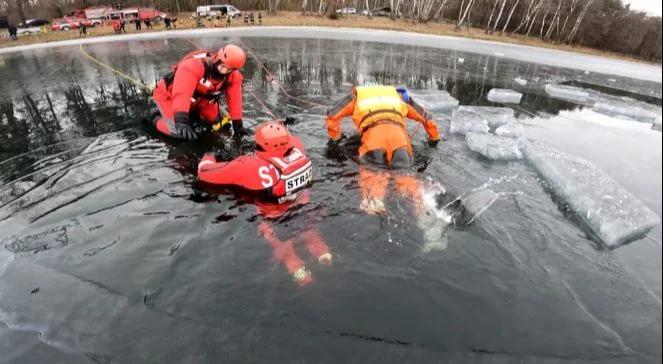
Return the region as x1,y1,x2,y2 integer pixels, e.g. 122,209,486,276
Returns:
195,12,262,28
112,16,177,34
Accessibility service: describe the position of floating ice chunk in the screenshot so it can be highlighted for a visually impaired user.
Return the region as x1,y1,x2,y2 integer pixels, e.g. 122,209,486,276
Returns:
450,113,489,135
465,132,522,160
514,77,528,86
544,84,590,103
593,100,662,125
451,106,514,133
521,140,660,249
487,88,523,104
410,90,459,112
495,122,525,138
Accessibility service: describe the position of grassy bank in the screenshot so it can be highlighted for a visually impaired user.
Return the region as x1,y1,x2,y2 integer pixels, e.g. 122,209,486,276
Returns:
0,11,653,64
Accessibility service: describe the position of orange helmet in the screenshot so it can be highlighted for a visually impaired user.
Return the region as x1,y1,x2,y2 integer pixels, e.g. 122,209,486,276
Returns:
255,121,291,154
213,44,246,69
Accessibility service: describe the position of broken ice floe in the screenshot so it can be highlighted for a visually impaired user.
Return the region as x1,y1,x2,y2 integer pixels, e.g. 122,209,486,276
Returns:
495,122,525,138
450,106,514,134
593,101,662,125
487,88,523,104
410,90,459,112
465,132,522,160
521,140,660,249
544,84,590,103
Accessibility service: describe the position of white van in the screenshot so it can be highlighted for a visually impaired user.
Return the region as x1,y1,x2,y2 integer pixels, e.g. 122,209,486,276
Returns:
196,4,241,18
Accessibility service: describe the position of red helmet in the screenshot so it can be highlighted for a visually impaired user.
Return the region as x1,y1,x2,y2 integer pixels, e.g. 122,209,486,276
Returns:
213,44,246,69
255,121,291,155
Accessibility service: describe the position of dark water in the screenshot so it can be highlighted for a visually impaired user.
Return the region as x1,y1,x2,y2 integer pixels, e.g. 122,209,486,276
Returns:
0,36,661,363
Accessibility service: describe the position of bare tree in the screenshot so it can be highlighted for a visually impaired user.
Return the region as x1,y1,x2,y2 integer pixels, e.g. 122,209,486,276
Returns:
491,0,507,33
499,0,520,34
456,0,476,30
485,0,499,33
565,0,592,43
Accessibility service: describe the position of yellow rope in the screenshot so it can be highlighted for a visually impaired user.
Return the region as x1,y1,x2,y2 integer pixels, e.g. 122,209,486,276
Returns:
79,43,153,92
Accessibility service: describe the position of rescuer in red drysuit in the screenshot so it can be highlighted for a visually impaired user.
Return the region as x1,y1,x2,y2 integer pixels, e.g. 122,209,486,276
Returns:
198,121,331,285
150,44,254,140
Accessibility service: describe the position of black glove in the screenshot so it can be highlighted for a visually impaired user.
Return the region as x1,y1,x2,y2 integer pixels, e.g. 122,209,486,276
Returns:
174,112,198,140
428,138,440,148
232,119,254,138
328,133,347,145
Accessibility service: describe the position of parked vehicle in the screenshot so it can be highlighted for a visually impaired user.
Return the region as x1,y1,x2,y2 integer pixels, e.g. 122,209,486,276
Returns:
121,7,168,22
336,7,357,14
70,7,112,26
16,27,42,35
18,18,50,27
373,6,399,17
50,17,92,31
360,9,372,16
196,4,242,18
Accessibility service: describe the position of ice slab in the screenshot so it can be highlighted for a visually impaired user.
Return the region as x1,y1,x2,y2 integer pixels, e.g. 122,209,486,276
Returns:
593,100,662,125
514,77,528,86
465,132,522,160
544,84,590,103
487,88,523,104
521,140,660,249
450,106,514,135
410,90,459,112
495,122,525,138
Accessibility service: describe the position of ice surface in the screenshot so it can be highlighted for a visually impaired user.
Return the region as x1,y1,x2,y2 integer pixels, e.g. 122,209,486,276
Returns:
545,84,590,103
450,106,514,135
521,140,660,249
593,100,662,125
495,122,525,138
410,90,459,112
466,132,522,160
487,88,523,104
447,189,499,226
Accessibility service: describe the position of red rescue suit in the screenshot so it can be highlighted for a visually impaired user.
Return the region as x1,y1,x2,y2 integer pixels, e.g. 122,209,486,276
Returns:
198,135,329,285
152,50,243,137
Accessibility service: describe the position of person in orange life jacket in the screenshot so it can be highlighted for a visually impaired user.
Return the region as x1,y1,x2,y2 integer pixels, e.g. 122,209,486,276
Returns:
150,44,254,141
198,121,331,286
325,84,442,214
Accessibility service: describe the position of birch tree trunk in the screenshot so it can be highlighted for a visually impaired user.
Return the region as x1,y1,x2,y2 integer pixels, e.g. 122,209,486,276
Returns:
486,0,499,33
544,0,562,39
565,0,593,44
492,0,508,33
500,0,520,34
456,0,476,30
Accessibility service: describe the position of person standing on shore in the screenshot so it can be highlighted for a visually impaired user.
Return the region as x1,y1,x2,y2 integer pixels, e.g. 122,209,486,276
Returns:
8,24,18,41
78,21,87,37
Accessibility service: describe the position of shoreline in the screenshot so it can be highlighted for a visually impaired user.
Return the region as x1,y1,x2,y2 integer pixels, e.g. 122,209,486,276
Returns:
2,12,658,62
2,25,660,83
